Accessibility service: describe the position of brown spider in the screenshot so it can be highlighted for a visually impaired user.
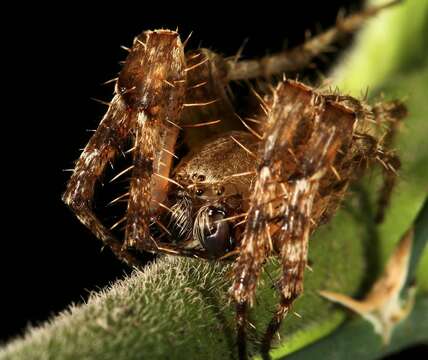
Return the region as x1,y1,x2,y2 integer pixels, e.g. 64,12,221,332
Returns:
63,1,406,359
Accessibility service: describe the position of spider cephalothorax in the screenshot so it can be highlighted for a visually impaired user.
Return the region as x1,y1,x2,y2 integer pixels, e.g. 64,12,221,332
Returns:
168,131,257,258
63,2,406,359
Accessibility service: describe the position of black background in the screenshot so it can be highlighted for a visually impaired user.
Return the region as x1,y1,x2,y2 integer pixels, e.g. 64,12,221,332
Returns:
3,0,427,357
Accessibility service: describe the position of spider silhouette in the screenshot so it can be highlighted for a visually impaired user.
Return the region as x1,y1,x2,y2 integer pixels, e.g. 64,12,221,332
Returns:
63,1,406,358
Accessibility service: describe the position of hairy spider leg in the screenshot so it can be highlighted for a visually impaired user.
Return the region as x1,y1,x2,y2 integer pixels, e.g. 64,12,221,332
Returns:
63,30,211,262
232,81,357,359
62,95,143,266
259,94,406,358
115,30,187,252
118,31,222,260
226,0,402,81
371,100,406,223
328,95,406,223
264,86,358,359
375,151,400,223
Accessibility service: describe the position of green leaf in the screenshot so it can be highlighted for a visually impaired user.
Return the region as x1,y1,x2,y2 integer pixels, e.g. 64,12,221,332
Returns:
284,200,428,360
284,295,428,360
0,209,368,359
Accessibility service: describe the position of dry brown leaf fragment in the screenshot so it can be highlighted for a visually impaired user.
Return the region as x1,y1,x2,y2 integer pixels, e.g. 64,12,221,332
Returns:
320,229,416,344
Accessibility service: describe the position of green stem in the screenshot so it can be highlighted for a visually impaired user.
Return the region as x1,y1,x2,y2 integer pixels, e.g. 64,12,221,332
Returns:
0,209,370,360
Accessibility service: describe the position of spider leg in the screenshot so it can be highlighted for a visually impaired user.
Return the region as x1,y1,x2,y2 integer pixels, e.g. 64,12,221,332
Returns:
231,80,357,359
263,124,356,357
123,120,179,252
321,96,406,223
260,176,320,359
375,159,398,223
62,95,142,266
357,130,401,224
122,33,245,258
227,0,401,80
372,100,407,223
338,97,406,223
64,30,190,265
180,48,238,148
260,295,293,359
236,301,249,360
120,31,188,252
231,83,310,359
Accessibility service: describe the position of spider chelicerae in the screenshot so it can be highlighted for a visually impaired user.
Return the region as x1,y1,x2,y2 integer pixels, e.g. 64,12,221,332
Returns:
63,1,406,359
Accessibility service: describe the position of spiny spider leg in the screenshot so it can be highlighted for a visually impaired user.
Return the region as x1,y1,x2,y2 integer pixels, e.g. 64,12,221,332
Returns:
118,33,240,261
226,0,401,80
258,96,406,357
232,81,357,359
375,151,400,223
262,87,358,359
64,30,215,262
348,130,401,224
328,96,406,223
62,95,142,266
371,100,406,223
233,83,313,359
119,31,187,252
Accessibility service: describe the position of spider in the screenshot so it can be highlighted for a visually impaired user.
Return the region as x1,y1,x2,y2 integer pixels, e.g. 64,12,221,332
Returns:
63,1,406,359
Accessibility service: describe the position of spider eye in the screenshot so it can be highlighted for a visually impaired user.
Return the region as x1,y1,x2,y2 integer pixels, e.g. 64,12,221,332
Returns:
200,207,234,258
